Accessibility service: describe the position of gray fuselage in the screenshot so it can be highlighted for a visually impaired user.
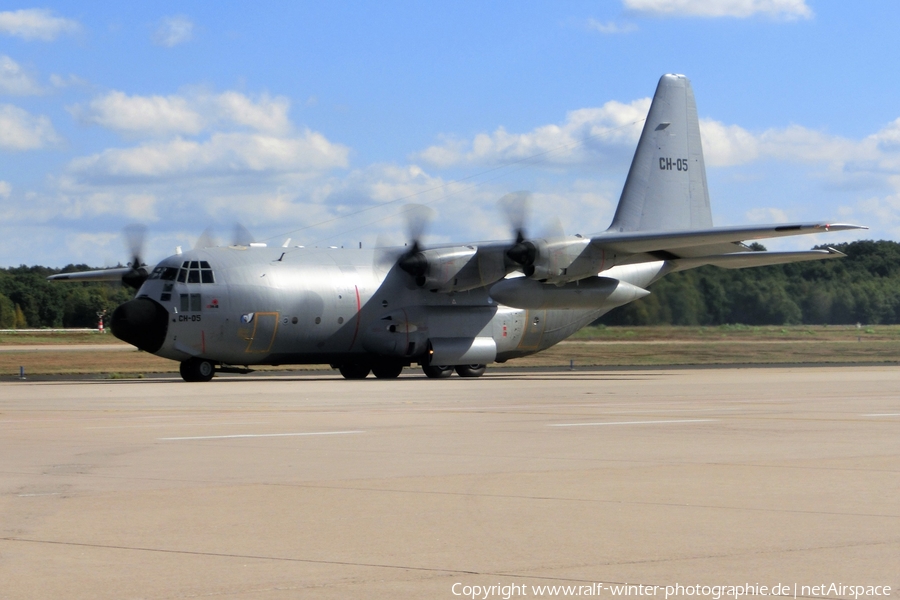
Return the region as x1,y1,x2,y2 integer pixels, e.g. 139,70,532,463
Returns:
134,244,653,368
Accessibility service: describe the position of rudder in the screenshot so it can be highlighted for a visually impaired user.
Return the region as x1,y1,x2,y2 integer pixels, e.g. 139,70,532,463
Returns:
608,74,712,233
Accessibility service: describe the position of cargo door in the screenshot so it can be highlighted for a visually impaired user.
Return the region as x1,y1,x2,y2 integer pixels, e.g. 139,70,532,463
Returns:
517,309,546,351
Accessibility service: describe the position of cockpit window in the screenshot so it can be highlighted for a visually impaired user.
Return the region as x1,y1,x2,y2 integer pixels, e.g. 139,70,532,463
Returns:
174,259,216,284
149,265,182,281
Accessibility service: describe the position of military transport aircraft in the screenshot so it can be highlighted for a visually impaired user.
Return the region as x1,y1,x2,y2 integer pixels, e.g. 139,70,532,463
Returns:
49,74,865,382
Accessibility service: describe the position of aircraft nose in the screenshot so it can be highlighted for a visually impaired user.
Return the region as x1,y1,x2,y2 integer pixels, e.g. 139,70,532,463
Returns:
111,298,169,353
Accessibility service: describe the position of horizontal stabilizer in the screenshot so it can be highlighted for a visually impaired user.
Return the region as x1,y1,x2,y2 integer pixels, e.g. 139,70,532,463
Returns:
590,223,866,256
668,248,846,271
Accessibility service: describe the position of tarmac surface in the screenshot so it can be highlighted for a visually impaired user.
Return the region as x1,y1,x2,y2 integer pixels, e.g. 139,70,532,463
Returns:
0,367,897,599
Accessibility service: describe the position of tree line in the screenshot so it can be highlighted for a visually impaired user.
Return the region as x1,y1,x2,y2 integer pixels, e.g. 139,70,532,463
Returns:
2,240,900,329
0,265,131,329
599,240,900,326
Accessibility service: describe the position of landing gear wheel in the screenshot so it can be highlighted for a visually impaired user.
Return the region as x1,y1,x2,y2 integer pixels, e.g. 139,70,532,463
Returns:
455,364,486,378
180,358,216,382
423,364,454,379
372,363,404,379
338,364,371,379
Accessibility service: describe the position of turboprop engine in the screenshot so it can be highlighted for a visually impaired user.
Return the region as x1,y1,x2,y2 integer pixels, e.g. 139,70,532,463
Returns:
489,276,648,310
399,245,509,293
506,236,617,284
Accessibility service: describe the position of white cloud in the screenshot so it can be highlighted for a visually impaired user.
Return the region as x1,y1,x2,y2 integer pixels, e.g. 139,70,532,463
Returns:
0,55,42,95
68,130,349,181
73,91,204,136
699,119,881,170
745,207,789,223
0,180,10,198
586,19,638,34
211,92,290,133
415,98,650,168
0,9,79,41
623,0,813,19
49,73,88,89
54,192,160,222
698,119,760,166
153,15,193,48
71,90,292,136
0,104,59,150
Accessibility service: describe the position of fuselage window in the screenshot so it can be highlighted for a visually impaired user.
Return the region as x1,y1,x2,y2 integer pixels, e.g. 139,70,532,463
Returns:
187,269,200,284
160,267,178,281
149,266,164,280
180,293,202,312
176,269,187,283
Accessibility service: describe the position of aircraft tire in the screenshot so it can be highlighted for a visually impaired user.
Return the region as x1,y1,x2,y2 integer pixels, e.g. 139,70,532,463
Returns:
422,364,454,379
180,358,216,382
455,364,486,378
372,363,404,379
338,364,371,379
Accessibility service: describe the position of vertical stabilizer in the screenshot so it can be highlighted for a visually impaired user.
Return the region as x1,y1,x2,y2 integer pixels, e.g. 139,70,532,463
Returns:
608,74,712,233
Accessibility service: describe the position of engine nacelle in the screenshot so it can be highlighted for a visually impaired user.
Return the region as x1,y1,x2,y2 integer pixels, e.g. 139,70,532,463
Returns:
508,236,616,284
489,276,649,310
400,245,509,293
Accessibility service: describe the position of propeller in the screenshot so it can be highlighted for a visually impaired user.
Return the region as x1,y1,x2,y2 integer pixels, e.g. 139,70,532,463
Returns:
499,191,531,245
193,223,255,249
501,192,539,269
397,204,435,279
194,227,218,250
122,224,150,290
232,223,255,246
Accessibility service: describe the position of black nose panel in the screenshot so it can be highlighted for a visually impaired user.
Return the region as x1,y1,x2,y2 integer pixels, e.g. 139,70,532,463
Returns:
111,298,169,353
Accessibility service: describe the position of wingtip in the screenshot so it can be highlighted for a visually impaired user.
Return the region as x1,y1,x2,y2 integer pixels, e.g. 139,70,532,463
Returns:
821,223,868,231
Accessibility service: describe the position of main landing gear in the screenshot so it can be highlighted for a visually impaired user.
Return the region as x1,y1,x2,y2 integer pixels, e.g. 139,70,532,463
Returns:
334,362,488,379
422,364,486,378
180,358,216,382
336,362,405,379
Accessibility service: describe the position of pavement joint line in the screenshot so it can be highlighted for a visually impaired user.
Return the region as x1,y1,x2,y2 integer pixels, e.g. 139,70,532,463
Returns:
157,430,365,441
548,419,718,427
862,413,900,417
0,535,894,591
257,482,900,519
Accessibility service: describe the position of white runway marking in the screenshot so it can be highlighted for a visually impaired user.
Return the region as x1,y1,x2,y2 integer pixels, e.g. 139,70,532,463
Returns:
158,430,364,441
548,419,718,427
862,413,900,417
87,422,269,430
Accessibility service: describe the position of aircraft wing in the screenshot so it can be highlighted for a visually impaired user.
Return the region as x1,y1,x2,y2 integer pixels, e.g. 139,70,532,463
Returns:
590,223,866,256
667,248,846,271
47,267,133,282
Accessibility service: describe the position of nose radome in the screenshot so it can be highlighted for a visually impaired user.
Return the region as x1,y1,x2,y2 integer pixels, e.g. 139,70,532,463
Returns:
111,298,169,353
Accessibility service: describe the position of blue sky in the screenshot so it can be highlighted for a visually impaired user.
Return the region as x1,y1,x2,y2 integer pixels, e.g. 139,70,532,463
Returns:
1,1,899,267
